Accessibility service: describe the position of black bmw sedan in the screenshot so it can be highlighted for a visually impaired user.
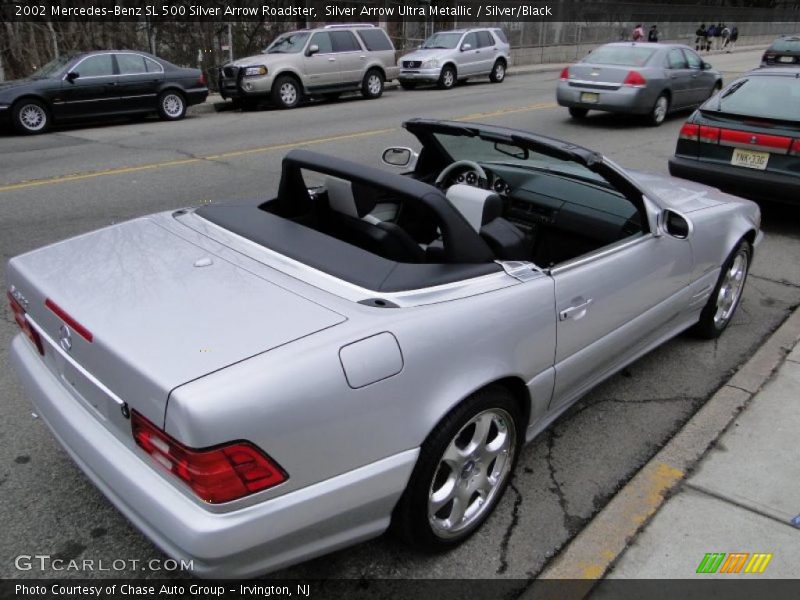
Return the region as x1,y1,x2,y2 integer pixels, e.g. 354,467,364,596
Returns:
0,51,208,134
669,67,799,204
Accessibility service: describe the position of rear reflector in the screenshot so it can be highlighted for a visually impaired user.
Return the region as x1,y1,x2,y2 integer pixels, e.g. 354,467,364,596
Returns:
790,139,800,156
7,291,44,356
679,123,699,140
131,410,288,503
559,67,570,80
45,298,93,342
622,71,647,87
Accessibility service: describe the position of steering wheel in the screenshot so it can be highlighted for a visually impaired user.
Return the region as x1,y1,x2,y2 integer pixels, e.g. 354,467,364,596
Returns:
434,160,489,190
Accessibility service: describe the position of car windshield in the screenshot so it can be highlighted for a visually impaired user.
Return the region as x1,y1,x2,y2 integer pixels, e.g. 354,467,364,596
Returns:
584,46,656,66
432,132,608,186
30,54,75,78
266,32,310,54
770,38,800,52
422,32,462,49
709,76,800,121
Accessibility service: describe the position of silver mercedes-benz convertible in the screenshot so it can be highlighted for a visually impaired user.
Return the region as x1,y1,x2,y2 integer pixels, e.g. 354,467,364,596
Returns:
8,119,761,577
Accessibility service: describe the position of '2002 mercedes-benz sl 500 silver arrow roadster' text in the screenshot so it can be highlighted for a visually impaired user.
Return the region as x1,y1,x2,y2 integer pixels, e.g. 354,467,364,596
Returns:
7,119,761,577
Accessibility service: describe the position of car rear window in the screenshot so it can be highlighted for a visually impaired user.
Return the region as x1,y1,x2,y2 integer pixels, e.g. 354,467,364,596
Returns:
356,28,393,51
584,46,656,66
770,38,800,52
710,76,800,121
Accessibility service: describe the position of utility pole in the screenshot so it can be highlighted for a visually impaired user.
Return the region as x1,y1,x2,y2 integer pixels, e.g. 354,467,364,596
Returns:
227,23,234,62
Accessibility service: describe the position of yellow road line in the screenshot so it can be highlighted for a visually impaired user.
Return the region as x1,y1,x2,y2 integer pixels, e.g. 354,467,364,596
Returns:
0,102,558,193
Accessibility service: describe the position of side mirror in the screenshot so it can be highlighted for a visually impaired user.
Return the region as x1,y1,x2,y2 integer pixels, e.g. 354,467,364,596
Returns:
702,61,712,70
663,209,692,239
382,147,416,168
307,44,320,56
461,43,472,51
66,71,79,82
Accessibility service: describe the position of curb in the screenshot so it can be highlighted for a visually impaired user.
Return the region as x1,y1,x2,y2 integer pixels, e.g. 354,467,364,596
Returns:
531,303,800,592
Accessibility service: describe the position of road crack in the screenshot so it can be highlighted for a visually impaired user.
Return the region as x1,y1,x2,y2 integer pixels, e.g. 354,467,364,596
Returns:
496,481,522,574
545,430,585,535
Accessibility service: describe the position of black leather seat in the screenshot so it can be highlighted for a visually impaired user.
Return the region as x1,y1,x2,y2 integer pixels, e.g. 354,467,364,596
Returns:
325,177,425,263
442,184,529,261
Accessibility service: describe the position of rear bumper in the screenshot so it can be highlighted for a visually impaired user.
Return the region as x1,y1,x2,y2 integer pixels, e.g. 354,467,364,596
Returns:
10,334,418,578
668,155,800,203
184,87,209,106
556,81,654,115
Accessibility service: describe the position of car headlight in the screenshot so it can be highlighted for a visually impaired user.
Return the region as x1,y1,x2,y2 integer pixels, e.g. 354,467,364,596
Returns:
421,58,440,69
243,65,268,77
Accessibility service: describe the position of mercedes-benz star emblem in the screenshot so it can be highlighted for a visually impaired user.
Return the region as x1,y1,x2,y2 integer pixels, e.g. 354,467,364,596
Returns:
59,324,72,352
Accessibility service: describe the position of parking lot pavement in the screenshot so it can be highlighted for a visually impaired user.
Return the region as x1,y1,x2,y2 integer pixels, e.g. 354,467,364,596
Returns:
1,47,798,581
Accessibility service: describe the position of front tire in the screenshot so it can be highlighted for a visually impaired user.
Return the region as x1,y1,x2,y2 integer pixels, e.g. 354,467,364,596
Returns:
691,240,751,339
12,99,50,134
157,91,186,121
272,75,302,109
490,60,506,83
361,69,384,99
391,385,521,550
438,65,457,90
648,93,669,126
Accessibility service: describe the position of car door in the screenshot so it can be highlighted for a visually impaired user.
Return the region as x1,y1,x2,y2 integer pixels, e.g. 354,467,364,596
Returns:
114,53,164,111
60,54,119,117
683,48,714,105
303,32,341,89
665,48,692,108
476,30,498,74
329,30,365,86
456,32,481,76
548,222,693,412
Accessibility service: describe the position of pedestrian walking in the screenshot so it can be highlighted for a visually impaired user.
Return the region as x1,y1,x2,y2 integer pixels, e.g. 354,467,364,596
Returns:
728,26,739,52
648,25,659,43
632,24,644,41
695,23,707,51
713,22,723,50
721,24,731,50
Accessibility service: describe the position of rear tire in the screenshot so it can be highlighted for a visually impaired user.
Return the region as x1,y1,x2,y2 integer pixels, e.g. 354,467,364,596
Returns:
157,91,186,121
569,107,589,119
648,93,669,126
691,240,751,339
361,69,384,99
438,65,457,90
272,75,302,109
12,99,50,134
490,60,506,83
391,385,522,550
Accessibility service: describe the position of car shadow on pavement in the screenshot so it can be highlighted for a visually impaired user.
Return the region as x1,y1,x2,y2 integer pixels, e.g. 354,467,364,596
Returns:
562,108,697,129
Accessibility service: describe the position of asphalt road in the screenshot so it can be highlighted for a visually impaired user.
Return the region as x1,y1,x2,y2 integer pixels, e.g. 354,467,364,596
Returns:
1,48,798,581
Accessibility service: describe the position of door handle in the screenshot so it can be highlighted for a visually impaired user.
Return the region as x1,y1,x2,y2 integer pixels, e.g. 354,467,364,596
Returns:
360,55,366,59
559,298,593,321
328,57,336,62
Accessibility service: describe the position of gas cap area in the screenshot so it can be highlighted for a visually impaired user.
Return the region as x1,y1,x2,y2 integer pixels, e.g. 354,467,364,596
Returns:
339,332,403,389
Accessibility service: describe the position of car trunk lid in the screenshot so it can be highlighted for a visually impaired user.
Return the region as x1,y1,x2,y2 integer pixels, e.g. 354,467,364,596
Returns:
7,217,346,429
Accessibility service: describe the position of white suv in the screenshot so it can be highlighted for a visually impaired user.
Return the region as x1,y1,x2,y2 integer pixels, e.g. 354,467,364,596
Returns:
218,25,399,109
398,28,511,90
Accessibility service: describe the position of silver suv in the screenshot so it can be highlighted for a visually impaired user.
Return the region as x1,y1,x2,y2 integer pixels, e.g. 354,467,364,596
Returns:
398,28,510,90
218,25,399,109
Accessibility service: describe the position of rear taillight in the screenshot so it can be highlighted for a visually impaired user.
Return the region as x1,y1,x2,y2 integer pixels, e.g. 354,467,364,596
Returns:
131,410,287,503
45,298,92,342
790,139,800,156
559,67,570,80
679,122,699,140
7,291,44,356
198,72,206,86
699,125,721,143
622,71,647,87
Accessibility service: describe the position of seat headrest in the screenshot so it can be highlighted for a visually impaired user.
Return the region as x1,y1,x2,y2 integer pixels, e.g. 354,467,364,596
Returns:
445,185,503,232
325,176,360,218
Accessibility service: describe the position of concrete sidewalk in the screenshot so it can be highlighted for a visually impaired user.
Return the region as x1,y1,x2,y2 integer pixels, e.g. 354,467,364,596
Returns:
190,43,768,116
605,341,800,580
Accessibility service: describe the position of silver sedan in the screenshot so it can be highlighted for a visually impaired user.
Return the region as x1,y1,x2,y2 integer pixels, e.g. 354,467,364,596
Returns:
8,120,759,577
557,42,722,125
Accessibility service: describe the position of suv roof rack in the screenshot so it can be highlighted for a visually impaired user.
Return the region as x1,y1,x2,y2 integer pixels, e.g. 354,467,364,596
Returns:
324,23,375,29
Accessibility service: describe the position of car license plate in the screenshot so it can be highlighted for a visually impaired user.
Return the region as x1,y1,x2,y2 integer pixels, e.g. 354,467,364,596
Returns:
731,148,769,170
580,92,599,104
778,56,795,63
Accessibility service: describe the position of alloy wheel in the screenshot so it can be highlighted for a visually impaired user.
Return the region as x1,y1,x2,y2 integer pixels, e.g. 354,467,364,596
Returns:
367,74,382,95
162,94,184,118
19,104,46,132
280,82,298,105
713,250,748,326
